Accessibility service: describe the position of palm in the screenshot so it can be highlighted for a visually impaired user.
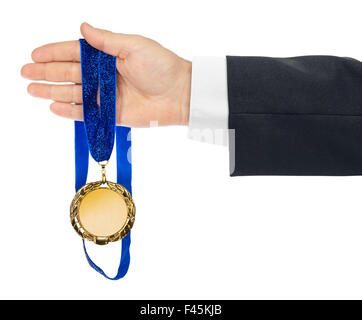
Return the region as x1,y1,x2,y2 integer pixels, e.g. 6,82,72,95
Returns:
115,40,190,126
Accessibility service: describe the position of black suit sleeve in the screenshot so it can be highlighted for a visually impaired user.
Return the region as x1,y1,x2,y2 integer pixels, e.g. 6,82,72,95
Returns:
227,55,362,176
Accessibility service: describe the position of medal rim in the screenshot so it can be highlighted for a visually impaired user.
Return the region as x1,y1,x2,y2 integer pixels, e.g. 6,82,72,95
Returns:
70,181,135,245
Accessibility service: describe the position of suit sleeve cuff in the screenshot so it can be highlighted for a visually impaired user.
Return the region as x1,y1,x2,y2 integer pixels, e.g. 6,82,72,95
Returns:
188,56,228,145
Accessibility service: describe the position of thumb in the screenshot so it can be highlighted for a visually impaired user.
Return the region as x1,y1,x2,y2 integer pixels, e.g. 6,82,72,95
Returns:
80,22,135,58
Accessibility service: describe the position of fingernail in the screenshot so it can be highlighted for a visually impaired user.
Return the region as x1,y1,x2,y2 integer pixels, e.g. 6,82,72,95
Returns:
83,22,93,28
27,84,35,96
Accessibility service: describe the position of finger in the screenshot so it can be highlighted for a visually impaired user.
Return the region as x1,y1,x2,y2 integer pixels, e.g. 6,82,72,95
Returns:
31,41,80,62
50,102,83,121
28,83,82,103
21,62,82,83
80,22,137,58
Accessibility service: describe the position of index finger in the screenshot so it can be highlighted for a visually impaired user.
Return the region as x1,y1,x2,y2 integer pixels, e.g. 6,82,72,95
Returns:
31,40,80,63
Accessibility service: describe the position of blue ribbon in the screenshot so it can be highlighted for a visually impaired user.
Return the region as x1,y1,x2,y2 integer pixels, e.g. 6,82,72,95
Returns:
74,39,132,280
79,39,116,162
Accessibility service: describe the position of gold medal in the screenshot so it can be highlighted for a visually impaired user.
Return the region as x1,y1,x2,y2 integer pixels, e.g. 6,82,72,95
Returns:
70,162,135,245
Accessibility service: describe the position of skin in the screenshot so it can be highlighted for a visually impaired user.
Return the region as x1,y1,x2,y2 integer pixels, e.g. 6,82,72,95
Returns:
21,22,191,127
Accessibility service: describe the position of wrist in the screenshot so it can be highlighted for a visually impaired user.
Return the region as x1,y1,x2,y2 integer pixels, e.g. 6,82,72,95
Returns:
178,59,192,126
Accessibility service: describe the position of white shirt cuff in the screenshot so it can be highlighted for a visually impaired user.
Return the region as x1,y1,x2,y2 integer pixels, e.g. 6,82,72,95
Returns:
188,56,229,146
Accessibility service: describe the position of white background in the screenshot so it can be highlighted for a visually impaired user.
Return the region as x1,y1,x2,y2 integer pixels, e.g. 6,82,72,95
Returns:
1,0,362,299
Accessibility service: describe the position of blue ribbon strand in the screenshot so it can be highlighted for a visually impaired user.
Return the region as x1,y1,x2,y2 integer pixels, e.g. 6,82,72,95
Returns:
80,39,116,163
74,39,132,280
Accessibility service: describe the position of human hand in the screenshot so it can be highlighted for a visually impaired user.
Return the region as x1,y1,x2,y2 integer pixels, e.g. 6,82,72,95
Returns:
21,23,191,127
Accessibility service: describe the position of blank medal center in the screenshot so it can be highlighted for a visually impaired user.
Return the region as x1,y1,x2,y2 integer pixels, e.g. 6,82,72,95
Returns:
79,188,128,237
